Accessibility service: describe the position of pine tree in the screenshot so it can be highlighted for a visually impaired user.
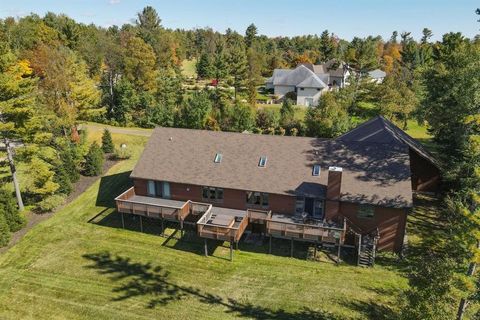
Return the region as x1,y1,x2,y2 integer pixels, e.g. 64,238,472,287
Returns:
245,23,258,48
101,129,114,153
0,213,10,247
280,98,294,126
0,189,25,232
196,52,213,79
83,142,104,176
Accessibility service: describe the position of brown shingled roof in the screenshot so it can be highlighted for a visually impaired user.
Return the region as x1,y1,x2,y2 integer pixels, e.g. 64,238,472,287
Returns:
130,126,413,208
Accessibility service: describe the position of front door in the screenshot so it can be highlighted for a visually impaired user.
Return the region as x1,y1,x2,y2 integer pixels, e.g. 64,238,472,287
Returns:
162,182,171,199
304,197,314,215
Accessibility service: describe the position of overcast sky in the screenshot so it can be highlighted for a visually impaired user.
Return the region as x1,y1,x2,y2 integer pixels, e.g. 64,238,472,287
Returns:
1,0,479,41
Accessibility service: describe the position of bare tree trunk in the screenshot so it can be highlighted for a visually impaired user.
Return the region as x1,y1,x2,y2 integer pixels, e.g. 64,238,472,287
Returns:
5,138,24,211
457,240,480,320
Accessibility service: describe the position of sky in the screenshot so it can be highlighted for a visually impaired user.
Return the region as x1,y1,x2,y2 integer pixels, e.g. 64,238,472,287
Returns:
0,0,478,41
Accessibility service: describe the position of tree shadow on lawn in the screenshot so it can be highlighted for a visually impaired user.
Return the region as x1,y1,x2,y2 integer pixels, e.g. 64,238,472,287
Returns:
82,251,344,320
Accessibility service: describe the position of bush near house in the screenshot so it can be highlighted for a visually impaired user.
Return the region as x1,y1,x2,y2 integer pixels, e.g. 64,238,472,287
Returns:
83,142,104,176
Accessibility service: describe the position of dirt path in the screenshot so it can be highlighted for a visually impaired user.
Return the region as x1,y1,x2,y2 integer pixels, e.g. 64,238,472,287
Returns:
0,158,118,254
79,123,153,137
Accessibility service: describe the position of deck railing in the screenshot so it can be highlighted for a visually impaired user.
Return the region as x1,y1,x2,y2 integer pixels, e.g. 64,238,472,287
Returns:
115,187,197,222
247,209,272,224
197,208,248,242
266,218,346,243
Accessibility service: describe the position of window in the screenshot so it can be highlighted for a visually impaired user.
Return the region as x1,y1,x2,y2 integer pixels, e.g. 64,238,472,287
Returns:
313,200,324,218
300,87,305,91
246,191,269,207
202,186,224,202
312,165,321,176
258,156,267,167
214,153,222,163
147,180,155,196
357,204,375,219
295,197,305,214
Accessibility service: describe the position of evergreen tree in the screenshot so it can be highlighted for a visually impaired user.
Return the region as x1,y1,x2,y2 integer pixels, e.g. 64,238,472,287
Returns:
196,52,214,79
229,101,255,132
136,6,162,46
0,213,11,247
83,141,104,176
178,91,212,129
227,43,247,99
280,98,295,126
0,189,25,232
319,30,335,61
101,129,114,153
244,23,258,48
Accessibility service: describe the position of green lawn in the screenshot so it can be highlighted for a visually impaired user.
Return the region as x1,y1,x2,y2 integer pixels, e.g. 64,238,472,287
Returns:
181,59,197,78
0,130,412,320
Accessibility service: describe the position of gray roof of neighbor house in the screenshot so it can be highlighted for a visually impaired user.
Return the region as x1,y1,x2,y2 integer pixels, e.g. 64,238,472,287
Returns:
338,116,440,168
314,59,347,78
273,65,327,88
368,69,387,79
131,118,415,208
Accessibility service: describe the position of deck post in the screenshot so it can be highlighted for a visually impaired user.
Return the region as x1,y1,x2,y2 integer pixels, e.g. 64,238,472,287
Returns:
161,218,164,237
121,212,125,229
337,240,341,263
230,242,233,262
204,239,208,257
235,241,239,250
139,215,143,232
268,235,272,254
290,238,294,258
314,242,317,259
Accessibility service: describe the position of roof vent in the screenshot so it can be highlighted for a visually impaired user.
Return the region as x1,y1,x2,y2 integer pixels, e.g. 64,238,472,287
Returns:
258,156,267,167
169,137,173,141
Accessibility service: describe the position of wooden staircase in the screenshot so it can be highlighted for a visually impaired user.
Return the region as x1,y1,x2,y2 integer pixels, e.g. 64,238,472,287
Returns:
358,233,377,267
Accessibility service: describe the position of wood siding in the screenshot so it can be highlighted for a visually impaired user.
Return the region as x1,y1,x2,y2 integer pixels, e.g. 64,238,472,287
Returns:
409,148,441,193
339,202,407,252
133,179,296,215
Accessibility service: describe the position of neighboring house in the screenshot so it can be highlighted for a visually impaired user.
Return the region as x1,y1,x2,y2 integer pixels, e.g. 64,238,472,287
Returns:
115,116,440,266
265,59,350,106
367,69,387,83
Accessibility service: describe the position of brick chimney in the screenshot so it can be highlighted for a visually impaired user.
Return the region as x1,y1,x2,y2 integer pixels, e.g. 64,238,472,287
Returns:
325,166,343,220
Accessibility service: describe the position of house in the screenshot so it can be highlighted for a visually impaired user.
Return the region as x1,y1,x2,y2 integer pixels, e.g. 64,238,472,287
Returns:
115,116,440,265
265,59,350,106
367,69,387,83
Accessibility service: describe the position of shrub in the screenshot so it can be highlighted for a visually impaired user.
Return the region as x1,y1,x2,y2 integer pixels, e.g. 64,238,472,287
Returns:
101,129,114,153
83,142,104,176
0,189,26,232
36,194,65,213
0,214,11,247
112,147,132,160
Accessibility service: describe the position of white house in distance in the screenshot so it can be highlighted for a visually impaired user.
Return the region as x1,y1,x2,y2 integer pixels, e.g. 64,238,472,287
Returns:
367,69,387,83
266,59,350,106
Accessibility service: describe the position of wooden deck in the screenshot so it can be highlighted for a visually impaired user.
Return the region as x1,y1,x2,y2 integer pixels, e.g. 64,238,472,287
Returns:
115,187,346,245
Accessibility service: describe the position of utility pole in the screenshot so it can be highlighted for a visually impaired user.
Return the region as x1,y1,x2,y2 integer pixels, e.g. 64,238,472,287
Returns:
4,138,24,211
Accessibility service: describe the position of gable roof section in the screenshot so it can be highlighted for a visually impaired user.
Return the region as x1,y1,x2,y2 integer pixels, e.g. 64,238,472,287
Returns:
131,126,413,208
337,116,440,168
297,74,328,89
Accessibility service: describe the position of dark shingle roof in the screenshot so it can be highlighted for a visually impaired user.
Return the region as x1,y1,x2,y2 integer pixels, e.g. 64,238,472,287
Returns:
131,125,413,208
337,116,440,168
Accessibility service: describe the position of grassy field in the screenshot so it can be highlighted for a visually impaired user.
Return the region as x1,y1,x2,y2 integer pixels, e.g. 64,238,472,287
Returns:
181,59,197,78
0,129,413,320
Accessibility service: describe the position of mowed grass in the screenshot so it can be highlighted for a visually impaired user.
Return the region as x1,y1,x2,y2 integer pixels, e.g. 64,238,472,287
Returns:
181,59,197,78
0,130,409,320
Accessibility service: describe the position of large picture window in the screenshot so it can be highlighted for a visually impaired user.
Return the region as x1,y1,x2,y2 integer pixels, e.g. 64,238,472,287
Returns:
246,191,269,207
202,186,224,202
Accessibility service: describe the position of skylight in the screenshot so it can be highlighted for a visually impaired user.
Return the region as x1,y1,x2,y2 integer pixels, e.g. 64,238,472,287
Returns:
258,156,267,167
312,164,321,176
214,153,222,163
